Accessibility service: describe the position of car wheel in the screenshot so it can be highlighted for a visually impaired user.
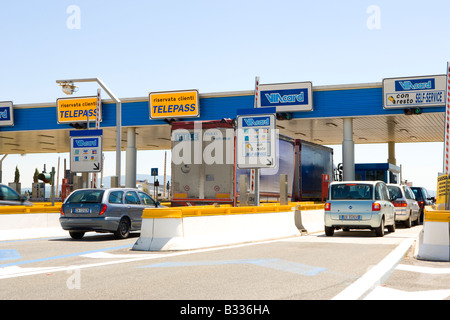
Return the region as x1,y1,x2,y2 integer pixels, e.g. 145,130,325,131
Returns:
114,217,131,239
387,221,395,233
69,231,85,239
404,214,411,228
375,218,385,237
325,226,334,236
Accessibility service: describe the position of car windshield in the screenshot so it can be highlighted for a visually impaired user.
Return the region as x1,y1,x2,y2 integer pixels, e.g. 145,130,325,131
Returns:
66,190,104,204
330,183,373,200
0,185,20,201
387,186,402,199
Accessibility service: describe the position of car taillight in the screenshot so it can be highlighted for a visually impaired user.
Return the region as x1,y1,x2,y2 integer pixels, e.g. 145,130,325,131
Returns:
393,201,407,207
418,201,424,208
372,202,381,211
324,203,331,211
99,204,107,215
60,204,65,216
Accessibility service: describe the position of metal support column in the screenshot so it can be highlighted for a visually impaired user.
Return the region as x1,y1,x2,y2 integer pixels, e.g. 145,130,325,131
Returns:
125,127,137,188
388,141,396,165
342,118,355,181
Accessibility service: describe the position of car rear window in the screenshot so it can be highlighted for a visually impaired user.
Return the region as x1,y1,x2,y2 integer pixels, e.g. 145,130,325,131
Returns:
330,184,373,200
66,190,105,204
387,186,402,199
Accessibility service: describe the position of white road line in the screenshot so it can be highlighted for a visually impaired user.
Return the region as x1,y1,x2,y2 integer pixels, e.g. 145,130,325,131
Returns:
0,237,288,280
332,237,415,300
364,286,450,300
396,264,450,274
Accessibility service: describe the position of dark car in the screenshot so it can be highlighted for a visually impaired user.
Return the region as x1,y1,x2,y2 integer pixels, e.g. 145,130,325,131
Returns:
0,183,32,206
411,186,434,223
60,188,163,239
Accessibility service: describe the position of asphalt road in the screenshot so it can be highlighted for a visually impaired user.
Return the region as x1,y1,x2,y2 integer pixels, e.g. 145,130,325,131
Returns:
1,223,441,305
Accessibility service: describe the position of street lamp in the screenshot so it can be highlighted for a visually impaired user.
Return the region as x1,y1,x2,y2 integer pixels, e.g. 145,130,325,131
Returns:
56,78,122,186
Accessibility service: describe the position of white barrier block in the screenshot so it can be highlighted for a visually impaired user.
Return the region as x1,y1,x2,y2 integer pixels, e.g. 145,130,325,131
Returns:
417,221,450,262
133,210,302,251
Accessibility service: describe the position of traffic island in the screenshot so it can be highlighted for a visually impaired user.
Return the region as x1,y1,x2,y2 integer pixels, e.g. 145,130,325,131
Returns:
132,203,324,251
416,205,450,262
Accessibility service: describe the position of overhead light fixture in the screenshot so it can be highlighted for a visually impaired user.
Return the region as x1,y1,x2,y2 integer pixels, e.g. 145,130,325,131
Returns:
58,82,79,95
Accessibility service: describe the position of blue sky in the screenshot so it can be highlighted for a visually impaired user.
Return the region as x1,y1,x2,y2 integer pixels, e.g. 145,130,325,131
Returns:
0,0,449,192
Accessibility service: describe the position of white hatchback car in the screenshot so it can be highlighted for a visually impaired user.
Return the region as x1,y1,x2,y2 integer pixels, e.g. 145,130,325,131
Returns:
386,184,420,228
325,181,396,237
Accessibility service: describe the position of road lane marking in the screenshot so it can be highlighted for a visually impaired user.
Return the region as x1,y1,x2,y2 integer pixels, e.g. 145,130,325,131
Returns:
0,244,133,268
396,264,450,274
139,258,328,276
364,286,450,300
0,238,299,280
0,249,21,262
332,237,415,300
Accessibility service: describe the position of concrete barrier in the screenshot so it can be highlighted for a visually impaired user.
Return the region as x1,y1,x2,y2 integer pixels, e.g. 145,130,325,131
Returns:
133,203,324,251
416,206,450,262
0,203,63,240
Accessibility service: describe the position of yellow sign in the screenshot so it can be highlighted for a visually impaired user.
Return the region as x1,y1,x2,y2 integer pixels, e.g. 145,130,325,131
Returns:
149,90,199,119
436,174,449,204
57,96,101,124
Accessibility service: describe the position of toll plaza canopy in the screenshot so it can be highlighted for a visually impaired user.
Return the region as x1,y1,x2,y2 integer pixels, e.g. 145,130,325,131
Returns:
0,78,445,155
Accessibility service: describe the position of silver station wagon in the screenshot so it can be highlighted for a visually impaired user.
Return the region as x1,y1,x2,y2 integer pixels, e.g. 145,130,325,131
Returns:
324,181,396,237
60,188,163,239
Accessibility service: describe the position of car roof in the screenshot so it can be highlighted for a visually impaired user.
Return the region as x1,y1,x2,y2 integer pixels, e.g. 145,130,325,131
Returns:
71,188,150,193
330,180,384,186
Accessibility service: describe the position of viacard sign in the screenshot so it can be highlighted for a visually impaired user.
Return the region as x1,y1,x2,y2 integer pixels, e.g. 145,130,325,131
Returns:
383,75,446,109
256,82,313,112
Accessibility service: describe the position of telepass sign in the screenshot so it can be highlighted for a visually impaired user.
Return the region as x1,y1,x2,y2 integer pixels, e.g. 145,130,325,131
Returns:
57,96,102,124
149,90,199,119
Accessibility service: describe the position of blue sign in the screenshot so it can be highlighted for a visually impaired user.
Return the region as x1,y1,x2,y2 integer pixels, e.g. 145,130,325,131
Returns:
395,78,435,91
0,101,13,126
260,88,309,107
151,168,158,176
241,116,271,127
256,82,313,112
72,137,99,148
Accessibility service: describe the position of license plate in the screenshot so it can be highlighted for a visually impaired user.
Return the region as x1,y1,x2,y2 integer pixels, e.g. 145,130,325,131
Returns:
339,214,361,220
73,208,91,213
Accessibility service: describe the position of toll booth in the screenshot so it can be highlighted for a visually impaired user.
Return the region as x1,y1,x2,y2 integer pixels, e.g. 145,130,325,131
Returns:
355,163,400,184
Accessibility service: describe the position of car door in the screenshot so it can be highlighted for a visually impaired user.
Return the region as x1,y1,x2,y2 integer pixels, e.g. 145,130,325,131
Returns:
136,191,158,228
378,182,395,225
124,190,142,230
405,186,420,221
107,190,124,219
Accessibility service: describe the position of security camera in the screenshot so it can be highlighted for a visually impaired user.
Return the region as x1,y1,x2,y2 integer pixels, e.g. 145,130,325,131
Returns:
59,82,79,95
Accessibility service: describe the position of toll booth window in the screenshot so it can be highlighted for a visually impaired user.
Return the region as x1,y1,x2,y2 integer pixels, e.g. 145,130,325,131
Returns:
366,170,386,181
389,172,398,184
109,191,124,204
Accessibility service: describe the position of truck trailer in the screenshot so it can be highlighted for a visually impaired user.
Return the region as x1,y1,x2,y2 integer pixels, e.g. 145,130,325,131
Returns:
170,120,333,206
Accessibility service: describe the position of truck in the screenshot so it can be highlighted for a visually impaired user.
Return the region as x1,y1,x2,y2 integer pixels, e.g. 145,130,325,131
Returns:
170,120,333,206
